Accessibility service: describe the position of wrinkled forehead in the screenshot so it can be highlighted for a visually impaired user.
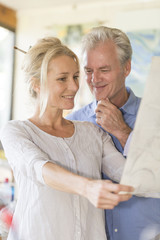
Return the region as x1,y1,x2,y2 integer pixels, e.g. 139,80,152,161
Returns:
82,42,119,69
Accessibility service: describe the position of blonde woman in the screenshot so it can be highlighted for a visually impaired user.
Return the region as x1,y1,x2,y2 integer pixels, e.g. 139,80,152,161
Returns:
0,37,133,240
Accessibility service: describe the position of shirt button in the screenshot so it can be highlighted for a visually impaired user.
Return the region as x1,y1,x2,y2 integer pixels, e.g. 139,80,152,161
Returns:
114,228,118,232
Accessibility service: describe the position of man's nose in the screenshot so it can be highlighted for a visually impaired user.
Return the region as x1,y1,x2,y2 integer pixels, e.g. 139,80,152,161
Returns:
91,71,101,83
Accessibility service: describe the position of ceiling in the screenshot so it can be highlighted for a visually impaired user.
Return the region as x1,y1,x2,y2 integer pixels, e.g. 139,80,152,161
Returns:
0,0,160,11
0,0,109,11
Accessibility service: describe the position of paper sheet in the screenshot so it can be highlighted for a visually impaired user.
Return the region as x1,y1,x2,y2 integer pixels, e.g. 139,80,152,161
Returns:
120,56,160,198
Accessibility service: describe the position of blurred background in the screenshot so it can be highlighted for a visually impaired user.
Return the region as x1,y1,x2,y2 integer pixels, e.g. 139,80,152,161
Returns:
0,1,160,238
0,0,160,192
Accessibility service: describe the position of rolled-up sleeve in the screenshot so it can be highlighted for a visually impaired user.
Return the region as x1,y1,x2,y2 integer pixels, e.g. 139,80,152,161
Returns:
0,121,50,185
101,132,126,182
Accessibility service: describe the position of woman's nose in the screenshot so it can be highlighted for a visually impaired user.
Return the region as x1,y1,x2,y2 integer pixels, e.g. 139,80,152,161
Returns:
68,78,79,91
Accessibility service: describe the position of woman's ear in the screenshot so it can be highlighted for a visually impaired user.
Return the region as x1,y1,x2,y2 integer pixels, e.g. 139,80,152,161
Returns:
32,78,40,94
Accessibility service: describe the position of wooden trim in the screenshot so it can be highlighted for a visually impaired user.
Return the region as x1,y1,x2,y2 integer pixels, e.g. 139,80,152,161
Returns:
0,4,16,30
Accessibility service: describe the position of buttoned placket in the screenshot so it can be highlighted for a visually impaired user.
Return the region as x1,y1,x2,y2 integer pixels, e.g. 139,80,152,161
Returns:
74,195,81,240
61,139,82,240
112,209,119,240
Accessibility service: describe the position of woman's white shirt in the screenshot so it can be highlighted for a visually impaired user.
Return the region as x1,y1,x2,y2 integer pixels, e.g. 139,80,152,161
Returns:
0,120,126,240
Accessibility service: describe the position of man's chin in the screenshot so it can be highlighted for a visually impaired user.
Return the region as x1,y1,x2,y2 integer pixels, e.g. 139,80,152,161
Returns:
93,93,107,101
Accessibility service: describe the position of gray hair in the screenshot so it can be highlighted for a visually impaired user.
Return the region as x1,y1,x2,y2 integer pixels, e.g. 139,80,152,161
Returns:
82,26,132,65
22,37,79,117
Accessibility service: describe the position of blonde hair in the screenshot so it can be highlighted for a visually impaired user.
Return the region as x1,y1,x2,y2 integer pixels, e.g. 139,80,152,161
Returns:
82,26,132,65
22,37,79,117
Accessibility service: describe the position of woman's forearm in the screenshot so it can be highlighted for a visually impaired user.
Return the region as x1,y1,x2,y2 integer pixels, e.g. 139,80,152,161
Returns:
42,162,134,209
42,162,89,196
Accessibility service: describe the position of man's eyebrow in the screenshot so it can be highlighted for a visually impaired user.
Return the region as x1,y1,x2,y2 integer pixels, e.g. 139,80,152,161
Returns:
99,65,111,69
84,65,111,70
84,66,91,69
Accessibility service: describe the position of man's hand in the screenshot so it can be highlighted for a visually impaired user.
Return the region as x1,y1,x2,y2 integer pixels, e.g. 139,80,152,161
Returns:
95,98,132,148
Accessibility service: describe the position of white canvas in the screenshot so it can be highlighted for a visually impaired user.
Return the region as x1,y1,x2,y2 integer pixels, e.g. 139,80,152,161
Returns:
120,56,160,198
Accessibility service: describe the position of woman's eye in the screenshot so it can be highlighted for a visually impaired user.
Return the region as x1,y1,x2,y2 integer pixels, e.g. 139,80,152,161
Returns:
74,76,79,81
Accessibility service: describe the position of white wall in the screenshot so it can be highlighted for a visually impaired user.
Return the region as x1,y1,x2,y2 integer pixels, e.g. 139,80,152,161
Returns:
13,2,160,119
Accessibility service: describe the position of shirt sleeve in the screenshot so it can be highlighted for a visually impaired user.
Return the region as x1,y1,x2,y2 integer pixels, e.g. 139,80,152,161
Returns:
0,121,51,185
101,131,126,183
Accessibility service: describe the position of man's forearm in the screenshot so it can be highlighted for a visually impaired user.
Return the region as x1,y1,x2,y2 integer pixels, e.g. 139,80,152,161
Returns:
115,126,132,148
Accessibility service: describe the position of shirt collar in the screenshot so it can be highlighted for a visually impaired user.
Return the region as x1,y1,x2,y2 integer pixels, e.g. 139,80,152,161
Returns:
87,100,97,118
89,87,138,117
120,87,139,115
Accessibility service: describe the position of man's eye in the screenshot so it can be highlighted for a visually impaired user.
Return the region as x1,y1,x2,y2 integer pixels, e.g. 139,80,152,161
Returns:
58,78,66,81
85,69,92,74
101,69,110,72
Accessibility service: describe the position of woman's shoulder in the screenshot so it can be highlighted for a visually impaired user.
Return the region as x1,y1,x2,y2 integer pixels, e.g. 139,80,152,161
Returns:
1,119,26,130
72,120,96,127
72,120,105,136
0,119,29,137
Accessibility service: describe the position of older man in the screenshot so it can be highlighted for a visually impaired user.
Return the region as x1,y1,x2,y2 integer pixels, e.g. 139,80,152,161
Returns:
66,26,160,240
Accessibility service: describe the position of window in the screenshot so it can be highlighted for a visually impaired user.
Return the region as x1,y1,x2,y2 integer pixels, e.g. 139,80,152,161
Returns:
0,26,15,128
0,3,16,129
0,4,16,182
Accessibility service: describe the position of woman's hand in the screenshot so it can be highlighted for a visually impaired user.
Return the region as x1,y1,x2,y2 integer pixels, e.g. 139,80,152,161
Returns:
43,162,133,210
83,179,134,209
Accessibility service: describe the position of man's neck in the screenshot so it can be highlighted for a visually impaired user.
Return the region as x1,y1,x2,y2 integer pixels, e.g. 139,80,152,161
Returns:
110,88,129,108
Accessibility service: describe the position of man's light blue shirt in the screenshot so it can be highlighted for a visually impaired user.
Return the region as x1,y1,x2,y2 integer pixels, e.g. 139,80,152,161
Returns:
66,87,160,240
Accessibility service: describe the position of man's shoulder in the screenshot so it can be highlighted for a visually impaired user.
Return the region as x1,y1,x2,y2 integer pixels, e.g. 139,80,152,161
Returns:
66,101,95,121
124,87,142,116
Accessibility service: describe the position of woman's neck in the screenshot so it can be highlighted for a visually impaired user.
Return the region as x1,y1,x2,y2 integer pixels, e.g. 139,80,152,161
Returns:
29,108,74,138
